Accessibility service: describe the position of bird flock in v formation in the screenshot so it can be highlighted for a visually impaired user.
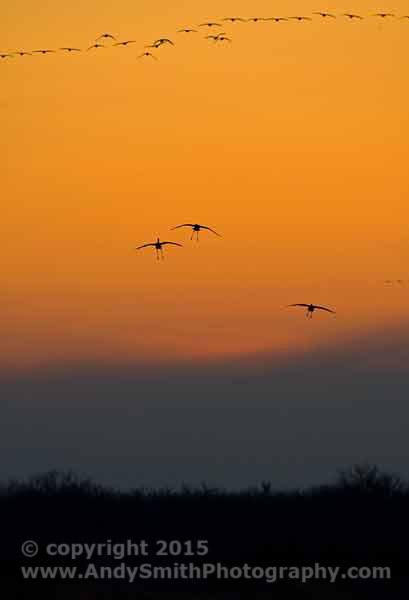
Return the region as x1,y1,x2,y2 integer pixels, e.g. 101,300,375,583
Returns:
4,11,406,319
1,11,409,60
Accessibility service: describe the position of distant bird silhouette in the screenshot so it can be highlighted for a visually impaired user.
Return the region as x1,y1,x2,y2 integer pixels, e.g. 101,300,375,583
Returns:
136,238,182,260
264,17,288,22
113,40,137,46
205,34,226,41
372,12,395,18
313,12,336,18
87,44,106,50
153,38,174,46
171,223,222,241
198,22,222,28
60,47,82,52
13,51,32,56
33,49,55,54
216,35,232,42
343,13,364,19
177,28,198,33
137,52,158,60
289,16,312,21
288,303,336,318
222,17,246,22
246,17,266,22
0,53,13,58
96,33,117,41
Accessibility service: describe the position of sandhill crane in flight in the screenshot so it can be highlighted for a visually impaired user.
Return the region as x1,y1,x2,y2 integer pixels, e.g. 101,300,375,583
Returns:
198,22,222,28
246,17,266,22
13,51,32,56
264,17,288,22
216,35,232,42
372,12,395,18
177,28,198,33
343,13,364,19
153,38,174,46
136,238,182,260
171,223,222,241
222,17,246,22
96,33,117,41
33,49,55,54
313,12,336,18
87,44,106,50
205,34,226,41
113,40,137,46
137,51,158,60
60,47,82,52
0,53,13,58
288,303,336,318
289,16,312,21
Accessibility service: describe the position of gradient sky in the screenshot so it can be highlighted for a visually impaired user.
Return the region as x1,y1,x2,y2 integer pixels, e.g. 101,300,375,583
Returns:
1,1,408,487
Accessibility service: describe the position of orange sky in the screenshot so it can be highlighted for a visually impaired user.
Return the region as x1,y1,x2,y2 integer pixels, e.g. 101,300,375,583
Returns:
2,1,409,370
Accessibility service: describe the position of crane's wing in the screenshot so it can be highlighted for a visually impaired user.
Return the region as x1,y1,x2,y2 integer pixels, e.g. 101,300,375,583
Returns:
161,242,183,247
200,226,222,236
136,243,154,250
170,224,194,229
288,304,309,308
314,306,336,313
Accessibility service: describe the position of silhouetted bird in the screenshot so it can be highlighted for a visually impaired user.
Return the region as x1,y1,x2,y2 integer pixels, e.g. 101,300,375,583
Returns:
246,17,266,22
87,44,106,50
177,28,198,33
60,47,82,52
136,238,182,260
198,22,222,28
0,53,13,58
171,224,222,241
287,303,336,318
33,49,55,54
372,13,395,18
113,40,137,46
96,33,117,41
13,51,32,56
216,36,232,42
264,17,288,22
153,38,174,46
289,16,312,21
343,13,364,19
313,12,336,18
137,52,158,60
222,17,246,22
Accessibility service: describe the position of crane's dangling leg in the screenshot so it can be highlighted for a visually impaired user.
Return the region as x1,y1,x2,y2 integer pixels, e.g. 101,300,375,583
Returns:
196,230,199,241
190,231,194,240
161,248,164,260
156,249,160,261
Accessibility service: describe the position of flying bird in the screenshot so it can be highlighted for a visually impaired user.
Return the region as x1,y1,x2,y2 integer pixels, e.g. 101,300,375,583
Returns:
87,44,106,50
33,49,55,54
96,33,117,41
343,13,364,19
246,17,266,22
59,47,82,52
113,40,137,46
136,238,182,260
289,16,313,21
137,52,158,60
222,17,246,22
171,223,222,241
216,35,232,42
177,28,198,33
153,38,174,46
313,12,336,18
205,34,226,41
287,303,336,318
372,12,395,18
264,17,288,22
0,53,13,58
13,51,32,56
198,22,222,28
